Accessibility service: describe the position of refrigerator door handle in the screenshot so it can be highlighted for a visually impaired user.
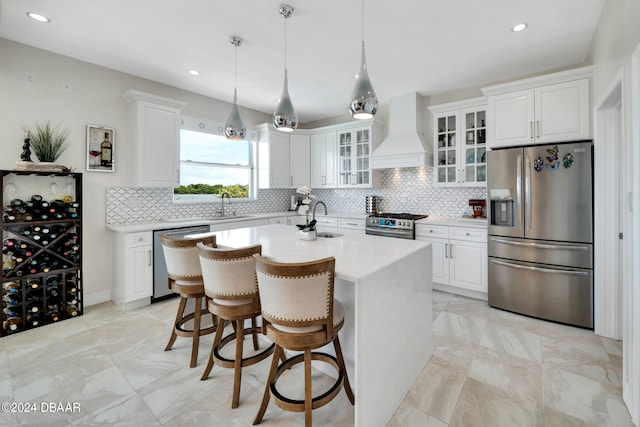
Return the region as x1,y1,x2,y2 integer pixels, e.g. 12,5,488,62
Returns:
516,154,522,232
490,259,589,276
524,153,532,232
489,237,589,251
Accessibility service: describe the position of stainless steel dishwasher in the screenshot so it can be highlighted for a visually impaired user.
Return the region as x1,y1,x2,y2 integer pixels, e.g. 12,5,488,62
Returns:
152,225,211,302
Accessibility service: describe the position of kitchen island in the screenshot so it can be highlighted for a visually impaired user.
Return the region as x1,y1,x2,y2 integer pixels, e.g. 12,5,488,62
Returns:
196,224,433,427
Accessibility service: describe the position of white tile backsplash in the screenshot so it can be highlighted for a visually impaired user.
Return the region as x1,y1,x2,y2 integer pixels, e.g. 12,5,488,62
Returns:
106,167,486,224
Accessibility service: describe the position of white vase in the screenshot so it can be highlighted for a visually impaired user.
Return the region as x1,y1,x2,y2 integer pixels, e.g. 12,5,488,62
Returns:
297,229,317,241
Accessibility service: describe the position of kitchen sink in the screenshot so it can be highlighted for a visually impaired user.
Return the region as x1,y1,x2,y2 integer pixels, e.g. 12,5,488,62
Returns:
317,232,343,238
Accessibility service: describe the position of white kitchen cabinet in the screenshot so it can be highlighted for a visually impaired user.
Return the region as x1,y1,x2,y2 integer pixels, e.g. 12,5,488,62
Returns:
313,216,338,232
429,98,487,187
310,132,337,188
112,231,153,310
338,217,365,233
415,225,449,286
210,218,269,232
448,227,487,293
257,124,310,189
416,223,487,297
268,216,288,225
123,89,187,187
484,72,591,148
337,124,381,188
287,215,307,226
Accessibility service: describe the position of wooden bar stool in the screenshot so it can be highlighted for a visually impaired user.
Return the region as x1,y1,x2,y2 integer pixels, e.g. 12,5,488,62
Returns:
252,254,354,427
159,234,217,368
197,243,275,409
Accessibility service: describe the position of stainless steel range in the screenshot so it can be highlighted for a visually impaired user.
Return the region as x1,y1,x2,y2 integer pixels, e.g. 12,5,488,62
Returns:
365,213,428,240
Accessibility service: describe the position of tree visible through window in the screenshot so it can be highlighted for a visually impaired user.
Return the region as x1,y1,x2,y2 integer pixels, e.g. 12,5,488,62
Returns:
174,119,254,201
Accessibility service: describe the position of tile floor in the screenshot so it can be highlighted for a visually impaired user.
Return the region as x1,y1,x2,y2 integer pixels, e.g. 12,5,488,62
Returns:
0,291,634,426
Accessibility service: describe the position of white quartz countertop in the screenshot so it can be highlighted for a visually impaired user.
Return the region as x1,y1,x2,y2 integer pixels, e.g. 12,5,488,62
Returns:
106,211,369,233
192,224,430,283
417,216,488,228
106,211,484,233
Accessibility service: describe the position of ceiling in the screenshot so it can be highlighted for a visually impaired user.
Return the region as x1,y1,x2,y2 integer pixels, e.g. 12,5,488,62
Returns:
0,0,606,124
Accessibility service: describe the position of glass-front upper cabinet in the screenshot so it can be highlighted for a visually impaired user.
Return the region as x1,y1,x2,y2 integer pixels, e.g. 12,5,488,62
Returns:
462,108,487,185
436,114,457,184
338,127,373,187
430,98,487,187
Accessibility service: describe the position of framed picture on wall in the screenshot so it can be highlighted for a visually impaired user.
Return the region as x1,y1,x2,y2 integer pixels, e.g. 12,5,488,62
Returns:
86,125,114,172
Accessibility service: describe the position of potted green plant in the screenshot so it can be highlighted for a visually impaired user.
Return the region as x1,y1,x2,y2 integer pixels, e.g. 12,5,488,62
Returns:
23,120,70,163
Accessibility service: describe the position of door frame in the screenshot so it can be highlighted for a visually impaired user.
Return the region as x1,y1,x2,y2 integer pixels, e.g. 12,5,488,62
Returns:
594,71,624,340
624,41,640,426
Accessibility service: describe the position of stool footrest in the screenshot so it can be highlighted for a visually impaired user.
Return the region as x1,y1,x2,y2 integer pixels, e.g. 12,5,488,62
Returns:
271,352,344,412
213,328,275,368
175,310,217,338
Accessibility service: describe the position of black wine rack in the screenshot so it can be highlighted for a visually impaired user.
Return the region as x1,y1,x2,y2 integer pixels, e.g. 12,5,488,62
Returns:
1,170,83,336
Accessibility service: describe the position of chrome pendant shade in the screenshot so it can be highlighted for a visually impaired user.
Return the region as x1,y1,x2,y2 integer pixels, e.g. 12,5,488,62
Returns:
273,4,298,132
349,40,378,119
224,35,247,141
273,69,297,131
349,0,377,120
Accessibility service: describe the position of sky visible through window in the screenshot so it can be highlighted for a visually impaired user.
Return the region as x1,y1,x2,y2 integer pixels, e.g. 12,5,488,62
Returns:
179,129,250,187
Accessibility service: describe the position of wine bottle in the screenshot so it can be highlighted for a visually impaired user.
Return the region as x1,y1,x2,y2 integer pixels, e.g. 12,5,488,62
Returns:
11,252,25,264
27,279,40,289
30,195,43,202
47,305,60,322
46,276,60,299
2,292,20,305
65,304,78,317
3,306,21,317
26,312,41,327
3,316,22,333
3,238,17,251
101,132,112,166
66,292,78,305
10,199,24,206
3,281,20,293
2,256,16,273
25,298,41,313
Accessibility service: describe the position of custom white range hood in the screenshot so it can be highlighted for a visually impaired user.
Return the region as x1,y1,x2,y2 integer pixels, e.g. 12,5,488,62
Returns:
371,92,432,169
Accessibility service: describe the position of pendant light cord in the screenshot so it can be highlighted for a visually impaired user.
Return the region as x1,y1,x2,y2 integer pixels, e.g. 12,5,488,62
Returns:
284,14,288,69
361,0,364,41
234,42,238,90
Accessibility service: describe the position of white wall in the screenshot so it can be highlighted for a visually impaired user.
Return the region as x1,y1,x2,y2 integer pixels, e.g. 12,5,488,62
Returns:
0,38,271,305
587,0,640,424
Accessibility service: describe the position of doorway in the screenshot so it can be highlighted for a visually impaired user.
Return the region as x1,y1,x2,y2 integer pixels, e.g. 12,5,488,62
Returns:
594,75,624,340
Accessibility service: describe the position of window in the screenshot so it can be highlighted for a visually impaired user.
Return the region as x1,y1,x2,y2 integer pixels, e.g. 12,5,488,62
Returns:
174,117,255,201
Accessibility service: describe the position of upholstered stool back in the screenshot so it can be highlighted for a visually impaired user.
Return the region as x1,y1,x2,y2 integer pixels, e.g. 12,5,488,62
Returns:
198,244,261,308
196,243,274,409
252,255,353,426
158,234,217,368
255,257,336,337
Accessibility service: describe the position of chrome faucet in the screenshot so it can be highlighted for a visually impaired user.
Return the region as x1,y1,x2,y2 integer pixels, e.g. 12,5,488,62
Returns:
312,200,328,221
220,192,230,217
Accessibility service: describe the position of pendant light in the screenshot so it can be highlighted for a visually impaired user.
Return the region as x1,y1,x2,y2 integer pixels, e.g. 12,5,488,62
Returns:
348,0,378,119
273,4,298,132
224,35,247,141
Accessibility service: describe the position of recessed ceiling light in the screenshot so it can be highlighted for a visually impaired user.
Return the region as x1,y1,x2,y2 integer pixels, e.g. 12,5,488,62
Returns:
188,69,200,76
26,12,51,23
512,23,527,32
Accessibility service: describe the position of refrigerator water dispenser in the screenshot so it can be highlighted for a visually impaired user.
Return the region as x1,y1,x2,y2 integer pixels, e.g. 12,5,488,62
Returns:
491,200,514,226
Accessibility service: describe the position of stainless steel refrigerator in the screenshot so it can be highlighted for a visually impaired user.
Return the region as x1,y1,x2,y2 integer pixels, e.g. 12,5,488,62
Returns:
487,141,593,328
